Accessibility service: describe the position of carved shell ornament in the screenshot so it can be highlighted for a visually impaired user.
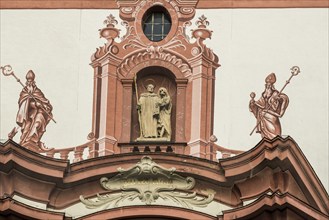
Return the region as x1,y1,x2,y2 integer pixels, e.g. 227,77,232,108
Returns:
117,51,192,78
118,33,192,77
80,156,215,209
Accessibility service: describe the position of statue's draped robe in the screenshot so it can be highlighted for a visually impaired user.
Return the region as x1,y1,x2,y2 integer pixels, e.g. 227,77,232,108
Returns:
16,86,52,147
159,95,172,140
138,92,159,138
249,90,289,139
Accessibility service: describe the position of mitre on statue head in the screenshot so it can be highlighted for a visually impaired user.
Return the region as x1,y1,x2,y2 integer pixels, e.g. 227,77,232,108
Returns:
26,70,35,81
265,73,276,84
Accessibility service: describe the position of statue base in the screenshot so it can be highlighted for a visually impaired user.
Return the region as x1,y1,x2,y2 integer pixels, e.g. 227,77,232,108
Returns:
21,141,54,153
135,137,170,142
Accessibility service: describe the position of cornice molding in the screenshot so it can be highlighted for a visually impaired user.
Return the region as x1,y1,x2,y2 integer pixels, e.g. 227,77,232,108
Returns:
1,137,328,216
0,0,328,9
222,193,329,219
197,0,329,8
0,197,68,220
0,140,68,178
218,136,329,216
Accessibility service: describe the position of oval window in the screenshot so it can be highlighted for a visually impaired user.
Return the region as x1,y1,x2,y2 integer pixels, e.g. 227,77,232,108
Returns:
142,7,172,42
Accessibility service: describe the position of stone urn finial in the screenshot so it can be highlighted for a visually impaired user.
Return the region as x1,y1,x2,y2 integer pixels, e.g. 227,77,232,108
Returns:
104,14,118,28
195,15,209,28
191,15,213,45
99,14,120,44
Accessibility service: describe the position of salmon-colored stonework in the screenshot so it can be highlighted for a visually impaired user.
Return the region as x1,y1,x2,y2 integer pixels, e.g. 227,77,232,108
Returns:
0,0,328,9
0,0,328,219
1,137,329,219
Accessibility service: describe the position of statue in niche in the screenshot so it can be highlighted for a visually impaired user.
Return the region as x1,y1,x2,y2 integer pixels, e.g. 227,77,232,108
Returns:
136,84,172,142
137,84,159,139
158,87,172,141
249,73,289,139
16,70,53,149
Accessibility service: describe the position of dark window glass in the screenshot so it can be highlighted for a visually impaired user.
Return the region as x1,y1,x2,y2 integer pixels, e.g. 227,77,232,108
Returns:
154,13,162,23
153,35,163,41
164,23,171,34
153,24,162,34
143,23,152,35
163,16,171,24
142,7,171,42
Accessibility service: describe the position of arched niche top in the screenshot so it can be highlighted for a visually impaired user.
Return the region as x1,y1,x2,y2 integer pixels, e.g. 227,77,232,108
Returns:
117,55,191,81
130,66,178,142
136,66,176,82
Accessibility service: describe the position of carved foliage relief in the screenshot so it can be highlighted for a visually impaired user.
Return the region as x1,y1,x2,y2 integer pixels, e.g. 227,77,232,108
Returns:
80,156,215,209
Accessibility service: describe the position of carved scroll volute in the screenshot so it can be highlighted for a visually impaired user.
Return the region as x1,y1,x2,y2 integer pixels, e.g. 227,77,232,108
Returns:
118,6,137,22
178,6,197,21
80,156,215,209
116,0,140,22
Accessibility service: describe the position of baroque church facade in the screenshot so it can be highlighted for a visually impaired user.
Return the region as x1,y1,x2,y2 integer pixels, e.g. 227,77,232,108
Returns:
1,0,328,219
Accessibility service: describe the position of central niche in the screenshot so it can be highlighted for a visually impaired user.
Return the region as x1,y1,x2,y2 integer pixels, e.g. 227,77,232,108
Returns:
131,66,177,142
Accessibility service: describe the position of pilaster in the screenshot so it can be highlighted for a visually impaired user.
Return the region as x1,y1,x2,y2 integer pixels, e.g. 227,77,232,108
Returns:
96,59,121,155
175,79,188,142
120,79,134,143
188,56,216,158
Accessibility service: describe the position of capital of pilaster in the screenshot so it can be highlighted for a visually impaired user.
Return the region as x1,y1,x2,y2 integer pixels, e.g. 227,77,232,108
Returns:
97,136,118,145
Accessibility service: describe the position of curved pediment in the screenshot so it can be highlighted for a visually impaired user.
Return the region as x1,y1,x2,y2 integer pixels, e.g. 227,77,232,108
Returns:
218,136,329,217
1,137,328,219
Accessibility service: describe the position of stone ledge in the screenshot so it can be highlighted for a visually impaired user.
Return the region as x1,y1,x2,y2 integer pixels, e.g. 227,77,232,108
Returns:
0,0,328,9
